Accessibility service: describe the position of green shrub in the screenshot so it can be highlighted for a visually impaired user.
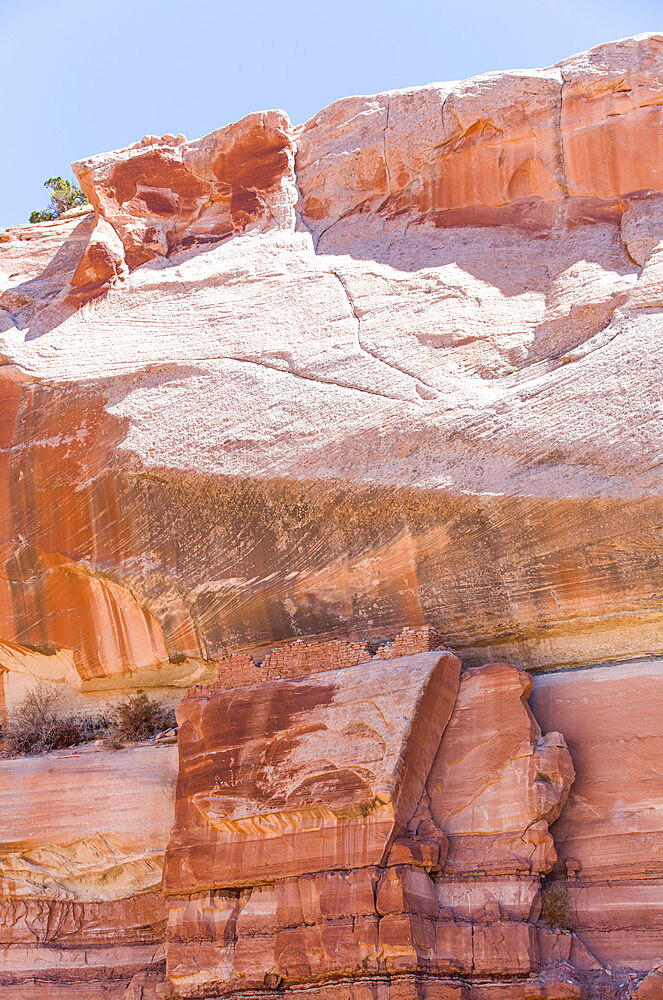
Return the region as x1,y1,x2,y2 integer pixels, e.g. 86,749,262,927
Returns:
29,176,89,223
541,884,572,930
29,208,57,223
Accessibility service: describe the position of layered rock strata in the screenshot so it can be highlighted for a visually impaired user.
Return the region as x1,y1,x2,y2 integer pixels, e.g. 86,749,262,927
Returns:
164,653,575,999
5,632,663,997
532,660,663,973
0,743,177,998
0,36,662,707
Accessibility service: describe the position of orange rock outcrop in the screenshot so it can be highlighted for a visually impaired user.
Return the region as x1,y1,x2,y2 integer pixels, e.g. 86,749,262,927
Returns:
0,743,177,997
2,40,663,693
532,661,663,974
163,653,574,999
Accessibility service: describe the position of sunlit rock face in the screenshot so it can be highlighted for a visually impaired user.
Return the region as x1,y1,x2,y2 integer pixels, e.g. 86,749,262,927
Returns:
0,31,663,1000
427,663,574,879
0,35,662,706
165,652,461,894
163,654,574,999
0,743,177,998
532,661,663,974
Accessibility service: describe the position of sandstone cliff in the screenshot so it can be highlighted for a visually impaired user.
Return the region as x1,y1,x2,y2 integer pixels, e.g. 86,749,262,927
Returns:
0,31,662,1000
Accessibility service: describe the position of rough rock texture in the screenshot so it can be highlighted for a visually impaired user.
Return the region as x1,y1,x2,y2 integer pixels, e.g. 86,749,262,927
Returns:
166,652,461,892
0,743,177,997
638,964,663,1000
532,661,663,972
429,663,574,878
74,114,295,270
163,655,574,999
1,35,663,703
0,31,662,1000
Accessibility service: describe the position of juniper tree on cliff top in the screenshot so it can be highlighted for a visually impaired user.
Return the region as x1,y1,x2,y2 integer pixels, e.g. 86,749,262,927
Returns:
29,176,89,223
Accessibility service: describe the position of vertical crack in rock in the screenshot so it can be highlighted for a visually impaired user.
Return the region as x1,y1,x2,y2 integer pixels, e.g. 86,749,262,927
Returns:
326,265,438,401
292,141,316,244
556,72,570,199
159,653,583,997
382,97,392,193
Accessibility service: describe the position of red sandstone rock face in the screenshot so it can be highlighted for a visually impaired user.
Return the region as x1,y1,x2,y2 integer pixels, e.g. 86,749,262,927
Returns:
428,664,574,878
69,217,127,300
74,112,296,269
560,37,663,200
0,744,177,997
162,655,574,999
531,661,663,973
296,35,663,237
639,966,663,1000
0,32,662,1000
1,38,663,686
165,652,461,893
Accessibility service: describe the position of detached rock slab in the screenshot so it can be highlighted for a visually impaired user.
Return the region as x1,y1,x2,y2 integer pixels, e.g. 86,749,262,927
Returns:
639,965,663,1000
162,655,578,997
428,663,575,876
164,651,461,892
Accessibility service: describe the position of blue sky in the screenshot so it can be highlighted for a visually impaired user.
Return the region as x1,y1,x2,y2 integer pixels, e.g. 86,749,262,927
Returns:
1,0,660,227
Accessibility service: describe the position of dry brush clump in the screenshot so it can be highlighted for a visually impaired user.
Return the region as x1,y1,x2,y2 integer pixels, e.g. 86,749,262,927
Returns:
2,684,176,757
2,682,86,756
541,883,572,930
112,690,176,744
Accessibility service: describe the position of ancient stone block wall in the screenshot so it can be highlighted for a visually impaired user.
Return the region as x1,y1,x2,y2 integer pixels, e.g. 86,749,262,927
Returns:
207,625,445,694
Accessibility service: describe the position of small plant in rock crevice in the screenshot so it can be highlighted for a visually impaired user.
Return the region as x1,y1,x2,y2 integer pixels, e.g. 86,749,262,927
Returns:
168,652,187,665
541,883,572,930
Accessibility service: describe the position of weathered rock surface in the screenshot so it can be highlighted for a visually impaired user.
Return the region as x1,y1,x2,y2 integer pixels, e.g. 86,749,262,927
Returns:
163,655,573,998
428,663,573,878
638,964,663,1000
0,744,176,997
532,660,663,972
74,113,295,269
165,652,461,893
0,35,663,704
0,31,662,1000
